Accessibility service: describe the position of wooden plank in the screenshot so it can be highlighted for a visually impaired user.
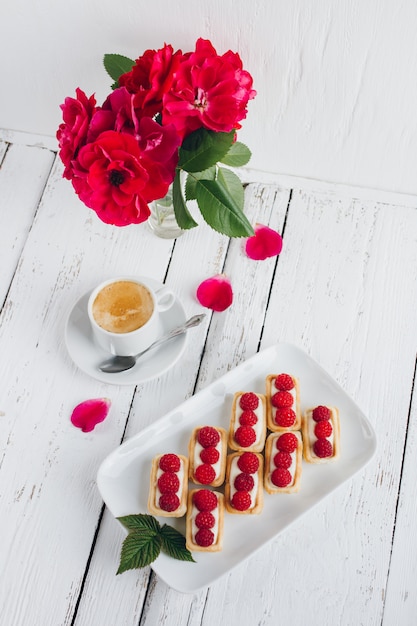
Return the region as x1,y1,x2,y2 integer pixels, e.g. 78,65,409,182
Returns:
0,142,55,303
255,190,417,625
382,359,417,624
0,157,189,625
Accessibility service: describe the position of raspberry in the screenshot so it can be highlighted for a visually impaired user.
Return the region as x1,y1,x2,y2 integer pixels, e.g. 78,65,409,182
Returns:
231,491,252,511
234,425,257,448
159,493,180,512
193,489,218,512
197,426,220,448
200,446,220,464
314,420,333,438
276,432,298,453
271,468,292,488
234,472,255,491
273,451,292,469
195,511,215,529
239,392,259,410
274,407,296,427
271,391,294,408
312,406,331,422
275,373,294,391
237,451,260,474
195,528,214,547
239,409,258,426
195,463,216,484
313,438,333,458
157,471,180,494
159,453,180,472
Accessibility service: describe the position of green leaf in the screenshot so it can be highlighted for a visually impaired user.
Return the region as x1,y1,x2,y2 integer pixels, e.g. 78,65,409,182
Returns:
172,170,199,230
220,141,252,167
185,167,216,201
217,167,245,211
195,179,254,237
179,129,235,173
103,54,135,85
116,530,162,574
160,524,196,562
117,514,161,534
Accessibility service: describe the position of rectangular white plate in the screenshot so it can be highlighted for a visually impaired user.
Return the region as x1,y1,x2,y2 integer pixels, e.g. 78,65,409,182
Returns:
97,342,377,593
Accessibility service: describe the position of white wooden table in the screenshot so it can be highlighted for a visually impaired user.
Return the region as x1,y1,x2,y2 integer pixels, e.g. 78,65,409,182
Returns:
1,128,416,626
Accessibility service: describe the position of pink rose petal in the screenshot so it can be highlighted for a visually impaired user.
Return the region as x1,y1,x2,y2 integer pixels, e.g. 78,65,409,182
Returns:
196,275,233,312
245,224,283,260
70,398,111,433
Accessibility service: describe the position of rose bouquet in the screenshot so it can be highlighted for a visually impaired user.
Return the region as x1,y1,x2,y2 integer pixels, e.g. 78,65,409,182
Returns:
56,38,256,237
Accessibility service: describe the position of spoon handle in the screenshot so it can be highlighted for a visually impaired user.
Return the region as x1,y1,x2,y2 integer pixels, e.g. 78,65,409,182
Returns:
136,313,206,357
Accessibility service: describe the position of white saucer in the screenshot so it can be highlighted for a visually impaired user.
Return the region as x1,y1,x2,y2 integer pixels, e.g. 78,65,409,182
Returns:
64,278,187,385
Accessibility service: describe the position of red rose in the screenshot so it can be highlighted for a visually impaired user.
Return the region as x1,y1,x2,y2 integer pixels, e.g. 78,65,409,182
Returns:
87,87,140,141
56,88,97,179
162,38,256,138
119,44,182,119
71,128,179,226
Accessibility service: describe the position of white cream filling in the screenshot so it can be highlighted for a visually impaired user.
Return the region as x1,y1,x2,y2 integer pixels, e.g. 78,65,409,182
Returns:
155,458,185,505
229,456,259,509
307,409,335,458
233,394,264,444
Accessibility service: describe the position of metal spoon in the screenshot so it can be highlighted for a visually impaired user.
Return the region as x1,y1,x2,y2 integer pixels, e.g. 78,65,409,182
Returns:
98,313,206,373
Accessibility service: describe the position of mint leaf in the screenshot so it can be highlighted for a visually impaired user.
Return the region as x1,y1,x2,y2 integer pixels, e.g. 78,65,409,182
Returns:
117,514,161,534
103,54,135,85
116,514,196,575
195,180,254,237
179,129,235,172
221,141,252,167
217,167,245,211
116,530,162,574
160,524,196,562
172,171,198,229
185,167,216,201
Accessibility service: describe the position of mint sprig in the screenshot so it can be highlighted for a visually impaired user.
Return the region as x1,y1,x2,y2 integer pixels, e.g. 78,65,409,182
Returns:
116,514,195,574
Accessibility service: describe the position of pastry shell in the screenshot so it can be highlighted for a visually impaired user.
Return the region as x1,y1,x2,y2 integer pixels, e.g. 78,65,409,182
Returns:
228,392,266,452
302,406,340,463
225,452,264,514
265,374,301,432
264,431,302,494
188,426,227,487
147,454,188,517
186,489,225,552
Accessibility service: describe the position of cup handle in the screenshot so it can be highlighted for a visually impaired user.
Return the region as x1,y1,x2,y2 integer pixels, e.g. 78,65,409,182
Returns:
155,287,176,312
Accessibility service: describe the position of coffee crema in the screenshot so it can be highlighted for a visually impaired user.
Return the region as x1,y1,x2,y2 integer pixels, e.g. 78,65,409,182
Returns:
92,281,154,334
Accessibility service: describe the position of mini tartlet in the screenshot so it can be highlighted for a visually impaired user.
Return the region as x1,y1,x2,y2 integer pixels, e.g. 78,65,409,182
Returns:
188,425,227,487
228,392,266,452
186,489,225,552
148,453,188,517
225,451,264,514
264,431,302,493
265,373,301,431
302,405,340,463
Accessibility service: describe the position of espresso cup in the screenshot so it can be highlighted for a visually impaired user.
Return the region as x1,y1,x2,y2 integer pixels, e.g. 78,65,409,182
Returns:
87,277,175,356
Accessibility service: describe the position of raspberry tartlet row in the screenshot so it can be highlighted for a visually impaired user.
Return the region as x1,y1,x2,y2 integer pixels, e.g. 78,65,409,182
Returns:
148,400,340,550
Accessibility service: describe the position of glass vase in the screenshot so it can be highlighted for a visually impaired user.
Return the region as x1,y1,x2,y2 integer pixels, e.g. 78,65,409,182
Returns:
148,185,184,239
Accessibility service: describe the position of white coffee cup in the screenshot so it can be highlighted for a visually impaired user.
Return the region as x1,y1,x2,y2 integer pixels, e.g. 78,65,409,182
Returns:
87,277,175,356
